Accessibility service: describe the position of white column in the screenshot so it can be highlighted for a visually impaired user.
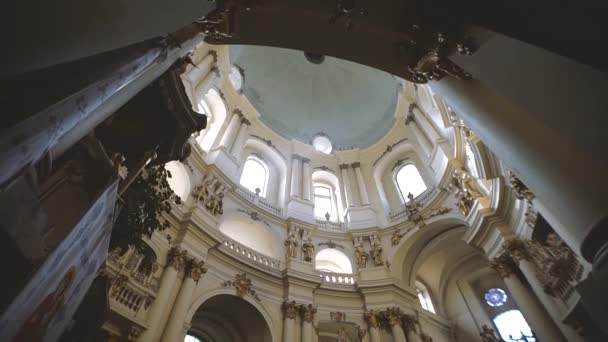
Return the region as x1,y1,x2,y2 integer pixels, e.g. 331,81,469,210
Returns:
365,311,382,342
300,304,316,342
492,255,566,342
137,248,185,342
219,110,242,150
301,158,312,201
406,118,432,158
183,51,216,85
161,259,206,342
403,316,422,342
290,156,302,198
230,117,251,159
352,162,369,205
431,76,606,259
387,308,407,342
193,67,219,100
410,104,440,145
339,164,354,208
282,301,299,342
368,327,381,342
516,257,584,341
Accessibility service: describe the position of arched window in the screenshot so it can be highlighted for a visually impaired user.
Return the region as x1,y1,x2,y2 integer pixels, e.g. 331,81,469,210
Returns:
240,157,269,197
315,248,353,274
164,161,191,201
184,334,202,342
493,310,535,341
314,183,338,221
229,64,244,92
396,164,427,201
416,281,436,313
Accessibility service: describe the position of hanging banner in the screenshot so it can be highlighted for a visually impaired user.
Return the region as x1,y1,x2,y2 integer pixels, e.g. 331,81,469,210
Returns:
0,180,119,342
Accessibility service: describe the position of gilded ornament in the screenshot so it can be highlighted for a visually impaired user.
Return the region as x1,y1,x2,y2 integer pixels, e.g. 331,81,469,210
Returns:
354,237,369,268
364,310,381,329
490,253,516,279
301,304,317,323
222,273,260,301
167,247,188,271
509,173,535,202
282,300,299,320
385,307,403,327
186,259,207,281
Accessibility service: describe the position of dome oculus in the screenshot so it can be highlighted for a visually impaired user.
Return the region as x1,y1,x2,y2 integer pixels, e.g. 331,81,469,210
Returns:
313,134,333,154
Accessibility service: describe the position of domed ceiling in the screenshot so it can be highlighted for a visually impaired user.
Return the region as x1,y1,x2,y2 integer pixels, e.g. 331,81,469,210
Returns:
229,45,400,150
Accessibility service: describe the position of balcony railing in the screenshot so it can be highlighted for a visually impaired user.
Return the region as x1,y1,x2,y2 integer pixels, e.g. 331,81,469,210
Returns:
316,219,346,231
388,188,437,222
235,186,283,216
318,271,356,286
222,237,282,270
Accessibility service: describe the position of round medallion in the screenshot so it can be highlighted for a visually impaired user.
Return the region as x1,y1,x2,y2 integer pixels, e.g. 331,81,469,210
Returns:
485,288,507,307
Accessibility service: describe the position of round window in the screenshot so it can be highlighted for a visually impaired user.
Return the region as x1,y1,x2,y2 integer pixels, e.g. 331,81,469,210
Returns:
313,134,333,154
484,288,508,307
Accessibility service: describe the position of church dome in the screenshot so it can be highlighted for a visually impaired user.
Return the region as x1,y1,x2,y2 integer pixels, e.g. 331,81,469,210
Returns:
229,45,401,150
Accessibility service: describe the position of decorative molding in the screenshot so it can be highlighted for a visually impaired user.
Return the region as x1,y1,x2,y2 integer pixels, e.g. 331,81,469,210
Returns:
330,311,346,322
249,134,286,160
222,273,260,301
372,138,409,167
185,258,207,281
318,240,344,249
192,174,226,216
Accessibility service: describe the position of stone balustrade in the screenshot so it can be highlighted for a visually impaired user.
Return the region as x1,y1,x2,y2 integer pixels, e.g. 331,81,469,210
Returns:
222,237,282,270
316,219,346,231
388,187,437,222
235,185,283,216
319,271,356,285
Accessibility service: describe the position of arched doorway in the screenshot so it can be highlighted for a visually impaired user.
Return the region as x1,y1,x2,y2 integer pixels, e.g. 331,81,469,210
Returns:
187,294,272,342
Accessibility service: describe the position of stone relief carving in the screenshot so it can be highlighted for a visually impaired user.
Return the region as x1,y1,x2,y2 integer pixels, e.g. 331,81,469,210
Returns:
369,235,385,266
285,227,298,259
301,230,315,262
353,237,369,268
446,166,482,216
185,258,207,282
192,174,226,216
222,273,260,301
509,173,535,202
330,311,346,322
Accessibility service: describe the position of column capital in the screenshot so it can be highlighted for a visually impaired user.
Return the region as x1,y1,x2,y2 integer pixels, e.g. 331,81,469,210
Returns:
292,154,304,161
301,157,311,164
208,50,218,62
351,162,361,168
233,108,244,117
300,304,317,323
408,102,420,116
364,310,381,329
509,173,535,202
167,247,188,271
339,163,350,170
185,258,207,281
385,307,403,327
490,253,517,278
240,117,251,126
282,300,299,320
503,239,529,262
401,314,418,333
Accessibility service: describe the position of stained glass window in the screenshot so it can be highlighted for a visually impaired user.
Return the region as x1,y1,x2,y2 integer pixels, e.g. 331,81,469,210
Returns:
485,288,508,307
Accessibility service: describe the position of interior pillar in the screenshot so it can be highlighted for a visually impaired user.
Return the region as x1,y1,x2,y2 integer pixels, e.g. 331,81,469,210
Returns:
218,110,241,150
352,162,369,205
161,258,206,342
230,117,251,159
137,248,185,342
282,301,299,342
193,67,219,101
290,156,302,198
491,255,566,342
339,164,354,208
300,304,316,342
301,159,312,202
183,51,217,85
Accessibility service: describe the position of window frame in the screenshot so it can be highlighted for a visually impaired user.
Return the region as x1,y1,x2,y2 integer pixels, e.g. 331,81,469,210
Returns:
415,280,436,313
239,156,269,197
313,182,338,221
394,163,428,204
